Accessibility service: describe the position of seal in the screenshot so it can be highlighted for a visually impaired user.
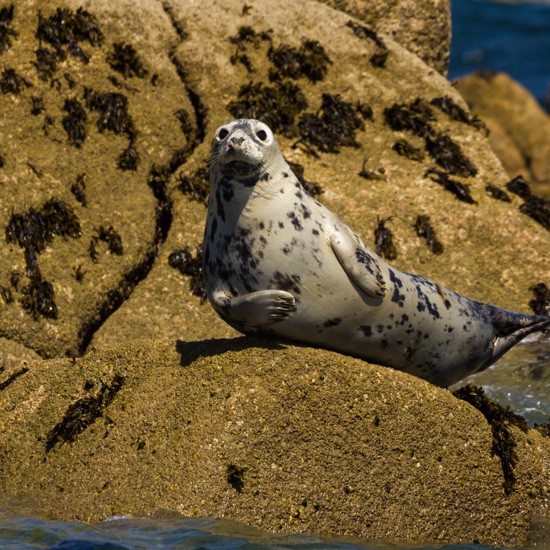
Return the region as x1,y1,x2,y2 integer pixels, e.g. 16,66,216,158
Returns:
202,119,550,387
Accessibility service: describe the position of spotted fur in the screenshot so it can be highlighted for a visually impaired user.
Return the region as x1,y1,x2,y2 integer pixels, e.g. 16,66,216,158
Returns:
202,119,550,386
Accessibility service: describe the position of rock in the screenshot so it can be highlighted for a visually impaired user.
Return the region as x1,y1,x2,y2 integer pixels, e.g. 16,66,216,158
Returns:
455,72,550,198
1,1,548,360
0,339,548,546
319,0,451,74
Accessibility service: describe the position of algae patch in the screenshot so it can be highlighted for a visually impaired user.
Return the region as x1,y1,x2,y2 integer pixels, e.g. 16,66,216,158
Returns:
453,384,528,496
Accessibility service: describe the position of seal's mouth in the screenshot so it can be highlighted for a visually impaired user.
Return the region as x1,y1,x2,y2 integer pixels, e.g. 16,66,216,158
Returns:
222,160,262,177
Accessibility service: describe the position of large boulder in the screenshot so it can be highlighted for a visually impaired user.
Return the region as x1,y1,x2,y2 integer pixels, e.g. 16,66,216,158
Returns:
319,0,451,74
1,0,547,360
0,339,548,546
455,72,550,198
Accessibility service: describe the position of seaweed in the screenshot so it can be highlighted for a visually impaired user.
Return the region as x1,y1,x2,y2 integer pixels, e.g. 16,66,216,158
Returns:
425,169,477,204
485,184,511,202
430,96,486,131
177,165,210,204
0,68,31,94
453,384,528,496
84,88,134,137
161,1,188,40
62,98,87,147
0,4,16,53
168,245,206,300
175,108,193,137
45,375,124,453
70,173,87,206
383,99,435,138
358,157,382,180
392,139,424,162
268,39,331,83
229,25,271,50
227,80,307,136
286,160,323,198
0,285,13,304
20,279,57,319
118,143,139,171
226,464,246,493
0,152,4,168
297,93,366,154
528,282,549,317
34,47,58,80
345,20,388,68
36,7,103,64
374,217,397,260
506,175,550,230
413,215,444,254
6,199,81,253
425,133,478,177
89,226,123,263
107,42,148,79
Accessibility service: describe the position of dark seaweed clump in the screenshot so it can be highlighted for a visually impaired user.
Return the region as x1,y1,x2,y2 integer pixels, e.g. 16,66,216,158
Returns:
89,226,123,263
414,215,443,254
485,184,511,202
0,68,31,94
229,26,272,72
506,175,550,231
62,98,87,147
384,99,478,178
227,464,246,493
374,217,397,260
0,152,4,168
358,157,383,181
286,160,323,198
425,168,477,204
6,199,81,254
178,165,210,205
345,20,388,68
168,245,206,300
5,199,81,319
0,4,16,52
31,96,45,115
392,139,424,162
297,94,369,155
70,173,87,206
84,88,138,170
430,96,486,132
107,42,148,79
528,282,550,317
45,376,124,453
227,80,307,136
34,48,57,81
268,40,331,83
36,7,103,65
453,384,528,496
84,88,134,136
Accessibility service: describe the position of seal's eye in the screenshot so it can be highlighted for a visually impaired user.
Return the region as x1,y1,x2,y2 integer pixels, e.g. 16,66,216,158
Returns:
256,129,268,141
218,128,229,140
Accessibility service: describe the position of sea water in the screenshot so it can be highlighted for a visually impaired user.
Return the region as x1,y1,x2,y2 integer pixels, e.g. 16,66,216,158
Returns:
2,1,549,548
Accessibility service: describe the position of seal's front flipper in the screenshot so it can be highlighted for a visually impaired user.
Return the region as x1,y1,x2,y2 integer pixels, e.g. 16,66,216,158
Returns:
209,289,296,331
330,227,386,298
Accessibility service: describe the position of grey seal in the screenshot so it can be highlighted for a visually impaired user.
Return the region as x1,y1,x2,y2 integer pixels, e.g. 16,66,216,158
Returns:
202,119,550,387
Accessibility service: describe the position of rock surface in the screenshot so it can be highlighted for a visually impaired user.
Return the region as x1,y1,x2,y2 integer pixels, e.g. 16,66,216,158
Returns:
0,0,549,545
320,0,451,74
455,72,550,198
0,339,549,547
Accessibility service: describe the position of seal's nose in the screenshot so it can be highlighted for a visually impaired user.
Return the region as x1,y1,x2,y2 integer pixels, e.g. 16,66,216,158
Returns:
230,135,245,146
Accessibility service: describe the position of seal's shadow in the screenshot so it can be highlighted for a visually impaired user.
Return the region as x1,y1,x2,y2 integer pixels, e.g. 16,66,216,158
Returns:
175,336,287,367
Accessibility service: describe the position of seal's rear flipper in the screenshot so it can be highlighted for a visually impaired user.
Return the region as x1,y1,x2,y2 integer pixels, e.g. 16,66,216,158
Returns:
482,304,550,364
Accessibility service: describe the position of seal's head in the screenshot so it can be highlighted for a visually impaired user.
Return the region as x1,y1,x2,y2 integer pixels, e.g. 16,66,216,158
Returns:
210,119,278,180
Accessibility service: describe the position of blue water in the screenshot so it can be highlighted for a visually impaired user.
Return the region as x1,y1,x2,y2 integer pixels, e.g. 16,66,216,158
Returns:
449,0,550,109
2,2,549,549
0,513,508,550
